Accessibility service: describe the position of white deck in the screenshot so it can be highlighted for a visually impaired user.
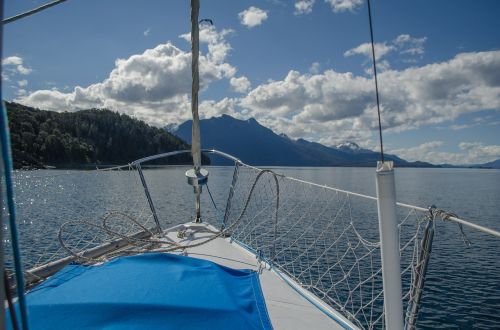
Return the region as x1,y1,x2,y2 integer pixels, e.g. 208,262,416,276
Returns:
165,223,357,330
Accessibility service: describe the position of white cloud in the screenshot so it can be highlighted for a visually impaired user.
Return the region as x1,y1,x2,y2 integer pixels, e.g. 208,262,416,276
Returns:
345,42,394,61
448,124,470,130
17,26,236,126
143,28,151,37
309,62,320,74
230,76,251,93
3,56,23,66
2,55,32,75
239,69,375,143
17,80,28,87
345,34,427,72
345,42,393,74
16,65,32,75
394,34,427,56
458,142,500,163
179,27,234,64
239,50,500,144
199,97,241,119
12,24,500,154
238,7,268,28
390,141,445,162
295,0,315,15
390,141,500,165
325,0,363,13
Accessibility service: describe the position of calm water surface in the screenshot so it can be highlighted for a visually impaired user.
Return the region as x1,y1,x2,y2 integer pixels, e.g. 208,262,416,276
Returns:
11,166,500,329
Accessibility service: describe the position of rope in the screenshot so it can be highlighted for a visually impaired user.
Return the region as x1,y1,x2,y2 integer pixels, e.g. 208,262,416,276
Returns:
101,211,156,237
432,207,471,246
58,213,181,263
2,0,67,25
57,169,280,263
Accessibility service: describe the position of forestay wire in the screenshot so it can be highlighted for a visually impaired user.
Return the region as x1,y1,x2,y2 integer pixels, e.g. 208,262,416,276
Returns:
2,0,68,25
366,0,385,163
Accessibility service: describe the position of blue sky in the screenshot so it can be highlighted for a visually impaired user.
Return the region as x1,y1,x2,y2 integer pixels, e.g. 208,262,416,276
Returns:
2,0,500,164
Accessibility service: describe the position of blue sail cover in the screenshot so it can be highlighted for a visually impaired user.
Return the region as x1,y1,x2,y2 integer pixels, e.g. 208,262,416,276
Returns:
8,253,273,329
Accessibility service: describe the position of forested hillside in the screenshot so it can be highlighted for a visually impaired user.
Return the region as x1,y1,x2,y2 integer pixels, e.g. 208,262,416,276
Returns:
6,102,197,168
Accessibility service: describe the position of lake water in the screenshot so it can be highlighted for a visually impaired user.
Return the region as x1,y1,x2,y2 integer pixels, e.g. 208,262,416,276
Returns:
10,166,500,329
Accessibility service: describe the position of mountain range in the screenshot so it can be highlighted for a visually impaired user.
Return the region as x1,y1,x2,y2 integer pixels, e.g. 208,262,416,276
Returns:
173,114,438,167
477,159,500,169
7,102,498,169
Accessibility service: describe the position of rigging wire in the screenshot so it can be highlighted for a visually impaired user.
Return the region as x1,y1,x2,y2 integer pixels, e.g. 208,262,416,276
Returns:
4,271,19,330
367,0,385,163
0,1,29,328
0,0,28,330
2,0,67,25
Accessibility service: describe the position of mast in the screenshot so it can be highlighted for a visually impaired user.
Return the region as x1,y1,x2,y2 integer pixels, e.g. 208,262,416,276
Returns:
186,0,208,223
191,0,201,173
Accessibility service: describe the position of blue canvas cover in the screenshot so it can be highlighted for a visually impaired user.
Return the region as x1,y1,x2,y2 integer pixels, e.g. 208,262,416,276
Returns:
8,253,273,329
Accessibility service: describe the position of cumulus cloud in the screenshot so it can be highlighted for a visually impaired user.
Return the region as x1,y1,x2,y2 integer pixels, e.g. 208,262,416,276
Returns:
239,50,500,144
295,0,315,15
390,141,500,165
437,115,500,130
199,97,241,119
143,28,151,37
17,26,236,126
17,80,28,87
345,34,427,72
238,7,268,28
344,42,393,73
458,142,500,163
2,55,32,75
230,76,251,93
325,0,363,13
394,34,427,56
239,69,375,143
12,24,500,153
345,43,393,61
16,65,32,75
3,56,23,66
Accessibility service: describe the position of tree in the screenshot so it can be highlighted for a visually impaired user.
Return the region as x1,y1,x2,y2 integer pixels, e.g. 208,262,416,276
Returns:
6,102,204,169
